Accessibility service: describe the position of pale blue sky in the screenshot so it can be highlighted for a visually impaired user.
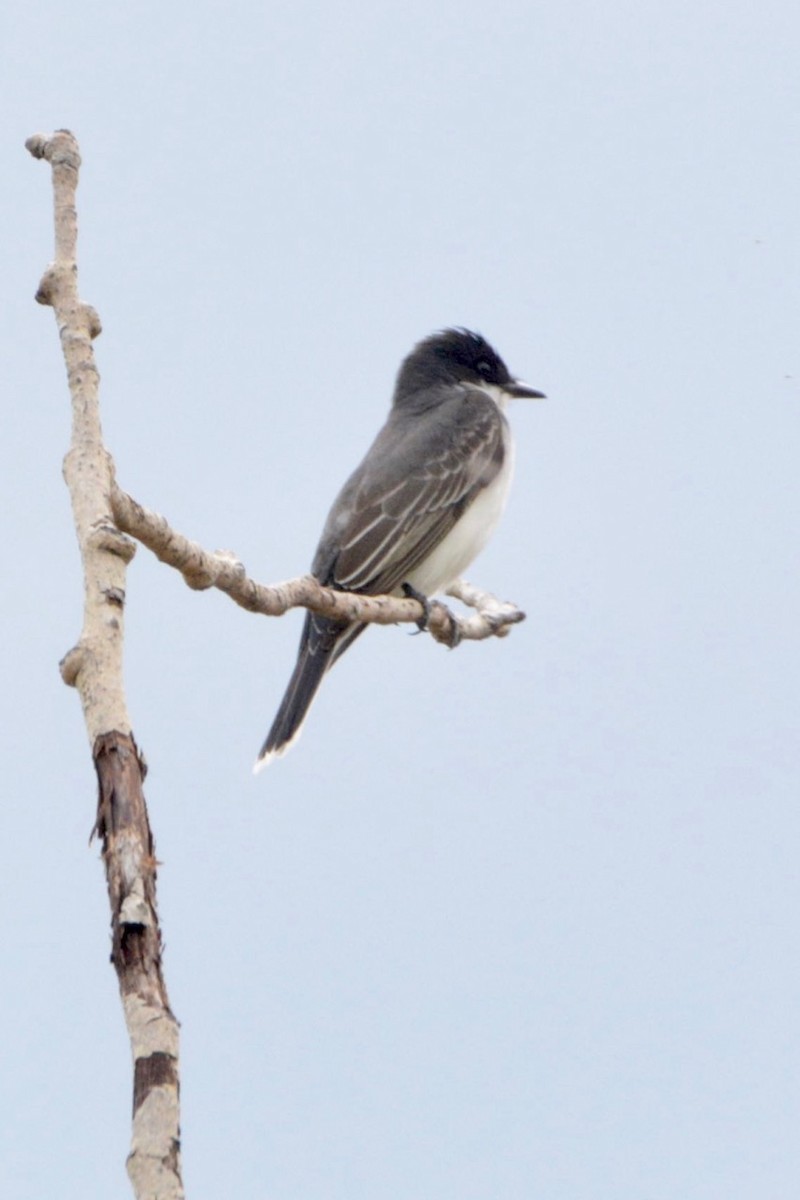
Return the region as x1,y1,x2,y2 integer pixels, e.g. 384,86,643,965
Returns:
3,2,800,1197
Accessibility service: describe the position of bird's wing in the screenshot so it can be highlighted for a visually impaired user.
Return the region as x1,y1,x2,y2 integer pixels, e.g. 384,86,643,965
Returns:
331,391,506,595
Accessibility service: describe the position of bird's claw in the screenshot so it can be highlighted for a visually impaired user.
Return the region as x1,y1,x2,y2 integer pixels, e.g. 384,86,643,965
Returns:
402,582,431,632
445,616,462,649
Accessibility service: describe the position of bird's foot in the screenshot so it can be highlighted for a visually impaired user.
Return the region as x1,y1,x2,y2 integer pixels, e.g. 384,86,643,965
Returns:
402,582,431,632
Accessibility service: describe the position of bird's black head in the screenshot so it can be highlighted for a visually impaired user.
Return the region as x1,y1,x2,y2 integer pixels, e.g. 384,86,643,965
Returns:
394,328,544,404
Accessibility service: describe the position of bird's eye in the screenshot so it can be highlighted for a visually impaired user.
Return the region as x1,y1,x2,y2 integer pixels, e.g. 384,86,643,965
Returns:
476,359,494,379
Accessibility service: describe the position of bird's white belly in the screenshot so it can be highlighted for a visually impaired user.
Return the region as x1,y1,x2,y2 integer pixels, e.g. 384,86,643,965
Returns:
405,439,515,596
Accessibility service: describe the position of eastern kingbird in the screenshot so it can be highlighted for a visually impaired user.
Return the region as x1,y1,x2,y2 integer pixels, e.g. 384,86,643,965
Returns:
255,328,544,769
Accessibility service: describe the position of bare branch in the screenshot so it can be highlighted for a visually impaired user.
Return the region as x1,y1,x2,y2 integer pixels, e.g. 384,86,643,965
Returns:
27,130,184,1200
27,127,523,1200
109,482,526,645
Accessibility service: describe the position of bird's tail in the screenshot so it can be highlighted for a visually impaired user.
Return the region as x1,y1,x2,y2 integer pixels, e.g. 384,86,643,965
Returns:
254,614,364,770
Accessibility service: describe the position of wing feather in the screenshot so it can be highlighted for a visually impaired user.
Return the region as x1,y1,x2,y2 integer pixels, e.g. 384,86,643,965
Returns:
332,390,506,594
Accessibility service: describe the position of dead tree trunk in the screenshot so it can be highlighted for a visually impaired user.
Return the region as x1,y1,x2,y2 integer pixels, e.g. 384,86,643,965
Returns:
26,129,184,1200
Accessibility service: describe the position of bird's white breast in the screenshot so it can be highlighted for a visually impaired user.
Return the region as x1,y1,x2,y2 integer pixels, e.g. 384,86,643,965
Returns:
405,431,515,597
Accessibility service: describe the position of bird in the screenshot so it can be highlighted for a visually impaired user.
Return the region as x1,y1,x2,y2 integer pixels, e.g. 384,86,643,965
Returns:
254,327,544,769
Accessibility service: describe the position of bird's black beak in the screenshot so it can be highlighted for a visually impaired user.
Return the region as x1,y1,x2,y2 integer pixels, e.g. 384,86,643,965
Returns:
505,380,546,399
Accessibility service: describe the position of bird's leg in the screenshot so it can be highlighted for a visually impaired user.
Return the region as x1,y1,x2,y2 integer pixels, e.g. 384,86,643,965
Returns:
402,582,431,632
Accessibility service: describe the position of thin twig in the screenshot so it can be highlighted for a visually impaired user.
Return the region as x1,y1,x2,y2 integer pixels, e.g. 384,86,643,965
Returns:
109,482,526,645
